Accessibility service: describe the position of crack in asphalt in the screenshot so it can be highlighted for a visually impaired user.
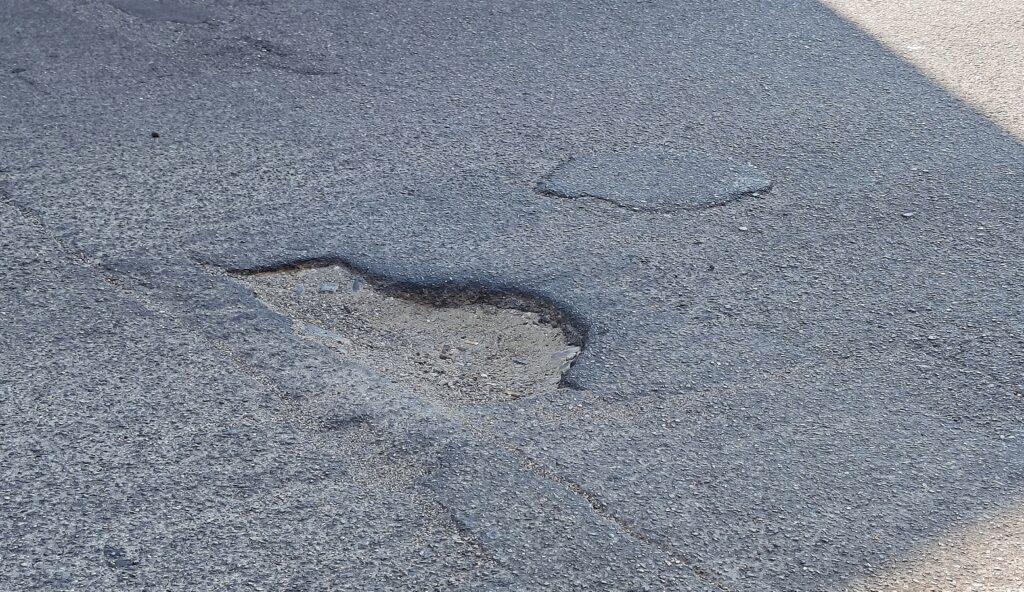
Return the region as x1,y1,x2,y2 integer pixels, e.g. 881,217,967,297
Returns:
517,454,736,592
2,186,325,427
535,182,772,214
239,36,341,77
534,182,658,212
1,186,96,270
910,333,1023,392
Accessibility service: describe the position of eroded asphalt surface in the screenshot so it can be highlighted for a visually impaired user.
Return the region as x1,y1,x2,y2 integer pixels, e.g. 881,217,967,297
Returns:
2,1,1024,590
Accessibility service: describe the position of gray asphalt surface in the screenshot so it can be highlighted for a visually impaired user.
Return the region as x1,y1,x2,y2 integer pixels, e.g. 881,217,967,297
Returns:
2,1,1023,590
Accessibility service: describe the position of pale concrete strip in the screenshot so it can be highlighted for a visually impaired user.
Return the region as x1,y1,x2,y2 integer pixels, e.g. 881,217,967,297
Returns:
822,0,1024,140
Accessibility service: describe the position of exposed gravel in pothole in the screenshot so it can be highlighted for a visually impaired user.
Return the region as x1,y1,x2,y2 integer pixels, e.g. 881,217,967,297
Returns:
236,264,581,406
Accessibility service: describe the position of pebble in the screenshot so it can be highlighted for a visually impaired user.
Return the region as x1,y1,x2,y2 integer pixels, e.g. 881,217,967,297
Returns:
301,323,351,347
319,282,339,293
901,212,915,218
551,346,581,361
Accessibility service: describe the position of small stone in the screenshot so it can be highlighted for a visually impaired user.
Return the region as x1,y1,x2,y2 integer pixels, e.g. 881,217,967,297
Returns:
300,322,351,347
738,226,749,232
150,131,160,138
901,212,915,218
551,346,580,362
319,282,338,293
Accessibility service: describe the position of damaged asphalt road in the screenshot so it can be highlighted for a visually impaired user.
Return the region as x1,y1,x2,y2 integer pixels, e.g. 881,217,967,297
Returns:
2,0,1024,590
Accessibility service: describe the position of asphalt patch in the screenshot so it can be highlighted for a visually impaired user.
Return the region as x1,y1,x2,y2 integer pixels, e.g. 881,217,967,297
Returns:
537,149,772,211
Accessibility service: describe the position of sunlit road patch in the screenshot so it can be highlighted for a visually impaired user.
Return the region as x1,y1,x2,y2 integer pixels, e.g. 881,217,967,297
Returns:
842,503,1024,591
823,0,1024,140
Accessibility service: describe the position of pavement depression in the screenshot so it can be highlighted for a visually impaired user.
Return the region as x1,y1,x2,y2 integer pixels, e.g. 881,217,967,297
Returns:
2,0,1024,590
234,261,585,405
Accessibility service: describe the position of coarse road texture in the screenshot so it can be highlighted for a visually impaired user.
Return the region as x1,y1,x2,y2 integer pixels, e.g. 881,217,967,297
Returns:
2,1,1023,591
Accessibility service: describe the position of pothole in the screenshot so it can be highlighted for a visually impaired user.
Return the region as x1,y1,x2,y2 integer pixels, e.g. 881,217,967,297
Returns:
234,263,582,406
536,149,772,211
